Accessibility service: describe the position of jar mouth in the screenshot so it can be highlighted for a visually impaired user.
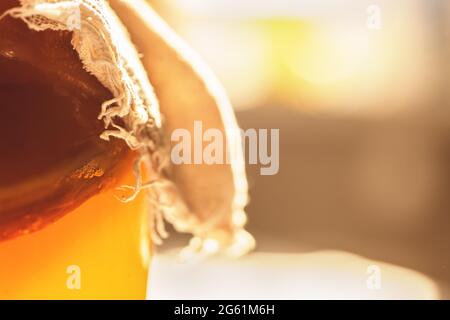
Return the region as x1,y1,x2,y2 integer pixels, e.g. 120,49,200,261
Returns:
0,0,164,243
0,15,132,241
0,0,254,257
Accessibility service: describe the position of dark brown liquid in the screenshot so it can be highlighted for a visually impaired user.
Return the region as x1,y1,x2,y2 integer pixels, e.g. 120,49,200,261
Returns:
0,4,132,240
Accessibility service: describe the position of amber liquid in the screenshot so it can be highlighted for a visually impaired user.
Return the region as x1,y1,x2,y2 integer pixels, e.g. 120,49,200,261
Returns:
0,1,151,299
0,170,151,300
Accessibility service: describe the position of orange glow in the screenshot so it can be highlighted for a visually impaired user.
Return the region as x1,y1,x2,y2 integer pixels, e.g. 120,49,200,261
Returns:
0,169,151,300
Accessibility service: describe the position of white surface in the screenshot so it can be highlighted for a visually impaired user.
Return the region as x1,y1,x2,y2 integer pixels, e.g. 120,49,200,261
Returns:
148,250,438,300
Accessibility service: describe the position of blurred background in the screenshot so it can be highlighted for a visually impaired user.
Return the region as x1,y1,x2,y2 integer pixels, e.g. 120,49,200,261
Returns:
147,0,450,299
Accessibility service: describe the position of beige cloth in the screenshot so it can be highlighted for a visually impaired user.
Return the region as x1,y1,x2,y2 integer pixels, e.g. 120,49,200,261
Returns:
1,0,254,257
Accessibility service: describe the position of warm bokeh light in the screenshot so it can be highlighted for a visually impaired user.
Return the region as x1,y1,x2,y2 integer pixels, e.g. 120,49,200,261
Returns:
148,0,450,300
156,0,444,114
